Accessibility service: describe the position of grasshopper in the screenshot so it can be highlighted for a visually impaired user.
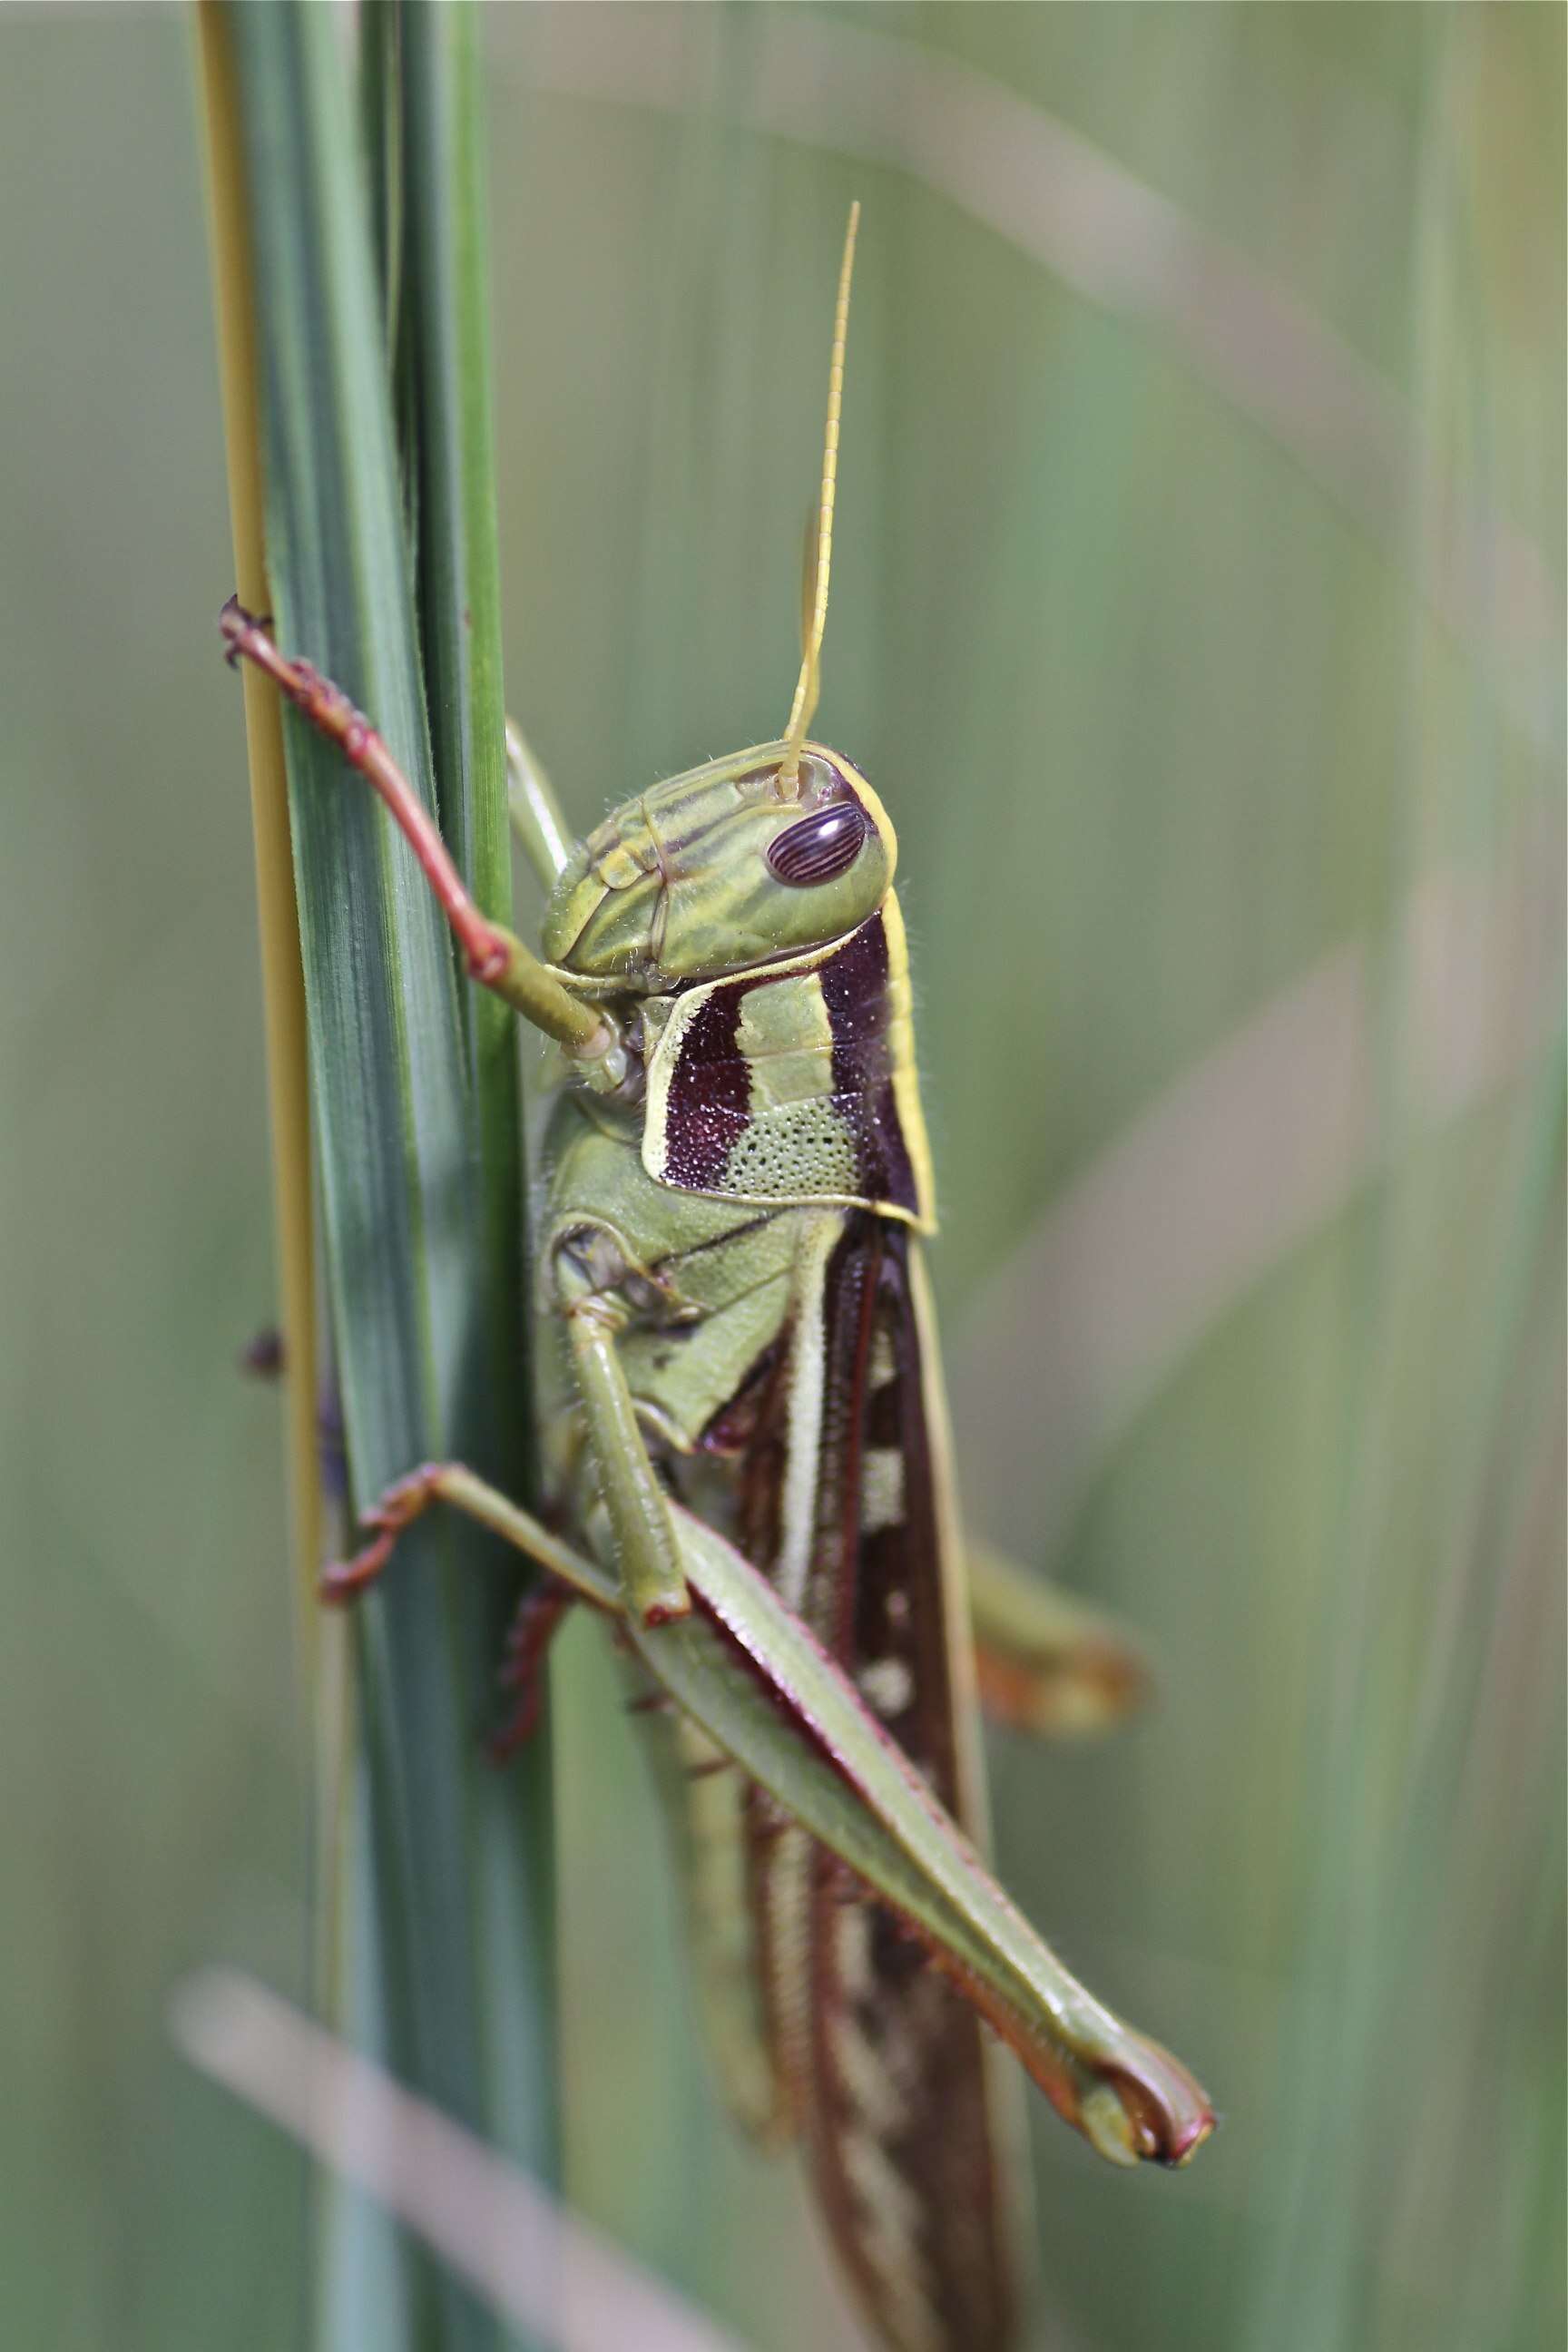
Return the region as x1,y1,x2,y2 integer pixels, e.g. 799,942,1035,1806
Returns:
223,205,1211,2352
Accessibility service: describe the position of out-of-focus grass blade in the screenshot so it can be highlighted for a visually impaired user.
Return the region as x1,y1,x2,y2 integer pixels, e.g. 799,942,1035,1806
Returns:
220,5,552,2346
172,1971,742,2352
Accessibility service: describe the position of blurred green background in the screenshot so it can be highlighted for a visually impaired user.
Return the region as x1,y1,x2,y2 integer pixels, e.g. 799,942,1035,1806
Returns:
1,7,1561,2351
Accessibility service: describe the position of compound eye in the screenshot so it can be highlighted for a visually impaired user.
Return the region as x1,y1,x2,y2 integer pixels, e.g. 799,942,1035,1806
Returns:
765,798,868,887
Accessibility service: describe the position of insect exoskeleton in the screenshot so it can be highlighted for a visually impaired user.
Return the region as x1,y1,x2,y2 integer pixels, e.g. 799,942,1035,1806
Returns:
539,743,897,990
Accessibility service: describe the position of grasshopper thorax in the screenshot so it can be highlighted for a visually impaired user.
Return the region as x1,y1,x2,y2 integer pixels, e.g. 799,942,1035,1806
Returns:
541,741,896,992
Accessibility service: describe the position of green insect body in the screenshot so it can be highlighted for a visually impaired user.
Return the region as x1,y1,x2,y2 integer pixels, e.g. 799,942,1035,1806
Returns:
223,205,1213,2352
529,733,1021,2344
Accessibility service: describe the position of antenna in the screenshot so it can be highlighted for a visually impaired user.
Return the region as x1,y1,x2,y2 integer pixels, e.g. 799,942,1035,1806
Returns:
779,201,859,799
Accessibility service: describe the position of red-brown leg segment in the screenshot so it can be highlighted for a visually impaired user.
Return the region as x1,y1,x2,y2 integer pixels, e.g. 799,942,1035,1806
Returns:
318,1462,449,1602
317,1459,621,1619
218,600,623,1079
488,1583,576,1762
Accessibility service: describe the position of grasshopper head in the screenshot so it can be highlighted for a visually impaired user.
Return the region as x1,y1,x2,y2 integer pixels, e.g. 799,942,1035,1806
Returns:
540,742,896,989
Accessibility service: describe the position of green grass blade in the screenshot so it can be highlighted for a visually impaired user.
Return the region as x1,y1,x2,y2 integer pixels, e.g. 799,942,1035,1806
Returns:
393,0,558,2193
221,4,552,2343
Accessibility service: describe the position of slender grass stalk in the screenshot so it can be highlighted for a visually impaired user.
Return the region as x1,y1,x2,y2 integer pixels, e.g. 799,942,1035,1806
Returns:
195,1,324,1659
199,5,556,2345
196,0,358,2138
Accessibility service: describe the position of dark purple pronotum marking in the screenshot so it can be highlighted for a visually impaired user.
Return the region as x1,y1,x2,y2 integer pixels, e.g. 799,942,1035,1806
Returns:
662,987,750,1189
818,915,919,1215
659,914,921,1217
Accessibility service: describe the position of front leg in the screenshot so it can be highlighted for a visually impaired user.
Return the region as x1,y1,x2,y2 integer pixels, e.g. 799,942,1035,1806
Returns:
218,601,626,1086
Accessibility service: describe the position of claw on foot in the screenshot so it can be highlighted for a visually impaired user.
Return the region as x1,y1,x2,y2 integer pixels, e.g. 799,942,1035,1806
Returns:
219,594,273,667
318,1529,395,1605
317,1462,446,1604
